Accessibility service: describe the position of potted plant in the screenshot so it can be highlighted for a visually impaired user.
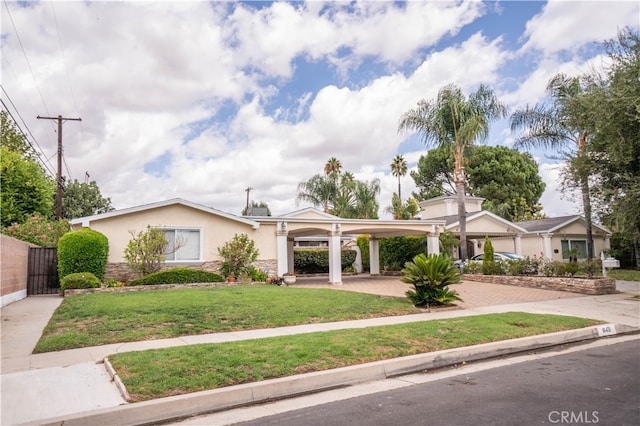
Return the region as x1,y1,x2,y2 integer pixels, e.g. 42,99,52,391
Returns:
282,272,296,285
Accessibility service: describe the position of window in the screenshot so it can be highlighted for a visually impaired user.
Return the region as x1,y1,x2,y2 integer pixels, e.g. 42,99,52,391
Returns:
163,228,201,261
561,240,587,259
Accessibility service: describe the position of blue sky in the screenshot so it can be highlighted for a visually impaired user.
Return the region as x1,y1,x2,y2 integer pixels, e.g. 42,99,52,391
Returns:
2,1,638,219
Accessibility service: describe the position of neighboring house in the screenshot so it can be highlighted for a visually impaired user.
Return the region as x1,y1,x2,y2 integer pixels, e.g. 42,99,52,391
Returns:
70,198,444,284
419,196,611,260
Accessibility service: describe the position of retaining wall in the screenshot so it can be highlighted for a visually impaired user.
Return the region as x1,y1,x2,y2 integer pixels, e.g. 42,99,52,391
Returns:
464,274,617,295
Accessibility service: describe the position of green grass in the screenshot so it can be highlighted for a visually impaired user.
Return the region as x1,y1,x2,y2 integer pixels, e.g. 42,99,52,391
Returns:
35,285,420,353
107,312,600,402
609,269,640,282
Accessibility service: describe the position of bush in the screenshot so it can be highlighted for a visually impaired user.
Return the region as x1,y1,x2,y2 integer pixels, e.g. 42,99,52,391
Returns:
481,236,495,275
293,249,357,274
60,272,101,292
127,267,225,286
58,228,109,280
247,266,268,282
380,236,426,271
401,253,462,307
124,226,169,276
218,233,259,278
2,214,70,247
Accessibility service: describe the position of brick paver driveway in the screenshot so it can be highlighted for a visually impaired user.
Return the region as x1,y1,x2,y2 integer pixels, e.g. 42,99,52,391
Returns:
292,275,583,308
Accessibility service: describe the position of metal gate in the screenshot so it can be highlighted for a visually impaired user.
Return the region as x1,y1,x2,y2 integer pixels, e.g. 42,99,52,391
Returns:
27,247,60,295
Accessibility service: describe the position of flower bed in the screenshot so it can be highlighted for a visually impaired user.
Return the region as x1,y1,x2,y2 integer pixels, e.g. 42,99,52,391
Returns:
464,274,617,295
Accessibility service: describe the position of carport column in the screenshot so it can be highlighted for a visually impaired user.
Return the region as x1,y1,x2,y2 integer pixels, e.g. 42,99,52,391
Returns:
276,221,289,277
369,237,380,275
426,225,440,255
514,234,522,255
542,233,553,259
328,223,342,285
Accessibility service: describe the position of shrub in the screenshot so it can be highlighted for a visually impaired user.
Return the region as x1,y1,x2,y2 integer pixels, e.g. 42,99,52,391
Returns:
218,233,259,278
124,226,169,276
127,267,225,286
461,261,482,274
401,253,462,307
380,236,425,271
58,228,109,280
481,236,495,275
2,214,70,247
293,249,357,274
247,266,268,282
60,272,101,292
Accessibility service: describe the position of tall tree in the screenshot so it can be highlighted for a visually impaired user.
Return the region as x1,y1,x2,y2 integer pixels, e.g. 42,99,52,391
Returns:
411,145,546,221
1,111,34,158
296,173,337,213
352,178,381,219
390,154,407,200
386,193,419,220
510,74,597,258
62,179,114,219
399,84,507,260
583,28,640,268
324,157,342,177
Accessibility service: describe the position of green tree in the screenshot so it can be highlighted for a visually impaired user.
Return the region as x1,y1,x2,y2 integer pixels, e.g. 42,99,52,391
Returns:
439,229,460,257
124,226,169,276
583,28,640,268
482,236,496,275
411,145,546,221
218,233,259,278
386,193,419,220
2,214,69,247
411,145,456,199
62,179,114,219
399,84,507,260
390,154,408,200
1,111,34,157
510,74,597,258
1,146,55,227
297,160,380,219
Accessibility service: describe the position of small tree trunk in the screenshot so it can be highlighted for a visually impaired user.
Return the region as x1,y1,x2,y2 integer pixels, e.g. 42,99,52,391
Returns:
581,176,595,259
456,180,467,261
634,234,640,271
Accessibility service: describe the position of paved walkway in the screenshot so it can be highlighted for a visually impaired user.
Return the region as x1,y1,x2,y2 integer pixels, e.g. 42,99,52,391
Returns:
1,277,638,425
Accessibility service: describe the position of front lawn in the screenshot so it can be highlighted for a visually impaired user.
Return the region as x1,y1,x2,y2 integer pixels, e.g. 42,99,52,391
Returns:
609,269,640,282
108,312,600,402
35,285,420,353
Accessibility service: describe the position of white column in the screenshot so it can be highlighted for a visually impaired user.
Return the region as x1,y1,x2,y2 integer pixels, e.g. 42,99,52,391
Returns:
276,222,289,277
543,234,553,259
426,224,440,256
328,223,342,285
514,234,522,255
369,237,380,275
287,239,295,273
352,245,363,273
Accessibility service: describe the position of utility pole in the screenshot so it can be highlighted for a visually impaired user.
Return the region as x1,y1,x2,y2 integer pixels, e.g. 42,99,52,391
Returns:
245,187,253,213
37,115,81,219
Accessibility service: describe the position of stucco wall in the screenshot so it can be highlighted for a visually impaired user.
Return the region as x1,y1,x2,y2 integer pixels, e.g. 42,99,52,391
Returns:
1,235,32,306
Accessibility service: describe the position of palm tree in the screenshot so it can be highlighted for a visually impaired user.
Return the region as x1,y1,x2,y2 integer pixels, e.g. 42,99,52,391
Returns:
399,84,507,260
390,154,408,200
510,73,595,258
296,174,337,213
386,193,419,220
324,157,342,177
352,178,381,219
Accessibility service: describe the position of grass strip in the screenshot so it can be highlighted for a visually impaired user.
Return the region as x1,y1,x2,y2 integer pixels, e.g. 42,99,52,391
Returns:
609,269,640,282
108,312,600,402
35,285,419,352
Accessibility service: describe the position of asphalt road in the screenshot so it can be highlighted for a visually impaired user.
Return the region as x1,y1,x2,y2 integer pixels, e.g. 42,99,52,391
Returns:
230,338,640,426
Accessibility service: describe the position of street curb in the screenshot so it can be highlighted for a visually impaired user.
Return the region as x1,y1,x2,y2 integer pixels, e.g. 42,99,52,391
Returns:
33,324,639,426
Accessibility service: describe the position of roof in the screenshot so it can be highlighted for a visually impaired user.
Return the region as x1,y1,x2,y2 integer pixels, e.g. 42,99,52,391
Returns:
70,198,261,229
434,211,528,234
515,215,611,235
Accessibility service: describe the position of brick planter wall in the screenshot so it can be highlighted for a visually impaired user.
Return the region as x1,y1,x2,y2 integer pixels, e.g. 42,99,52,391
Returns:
464,274,617,295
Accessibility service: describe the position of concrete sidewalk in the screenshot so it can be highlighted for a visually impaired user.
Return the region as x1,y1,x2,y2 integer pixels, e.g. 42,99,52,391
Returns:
1,279,638,425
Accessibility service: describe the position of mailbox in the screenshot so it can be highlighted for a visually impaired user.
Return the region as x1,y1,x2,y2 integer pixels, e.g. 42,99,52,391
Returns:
602,258,620,268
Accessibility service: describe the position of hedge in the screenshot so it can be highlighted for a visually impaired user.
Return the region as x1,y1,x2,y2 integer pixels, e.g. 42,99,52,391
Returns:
58,228,109,280
293,249,357,274
127,267,225,286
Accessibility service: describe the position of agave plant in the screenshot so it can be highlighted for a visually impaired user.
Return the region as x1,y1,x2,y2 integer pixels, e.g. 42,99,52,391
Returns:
401,253,463,307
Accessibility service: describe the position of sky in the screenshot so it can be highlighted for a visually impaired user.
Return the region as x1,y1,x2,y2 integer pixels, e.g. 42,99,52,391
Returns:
2,0,638,219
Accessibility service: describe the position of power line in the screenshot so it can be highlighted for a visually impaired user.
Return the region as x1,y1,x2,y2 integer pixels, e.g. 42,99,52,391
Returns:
2,0,51,117
0,97,57,179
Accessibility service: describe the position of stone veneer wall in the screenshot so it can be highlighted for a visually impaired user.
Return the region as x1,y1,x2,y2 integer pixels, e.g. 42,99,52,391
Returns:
105,259,278,282
1,235,33,306
464,274,617,295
